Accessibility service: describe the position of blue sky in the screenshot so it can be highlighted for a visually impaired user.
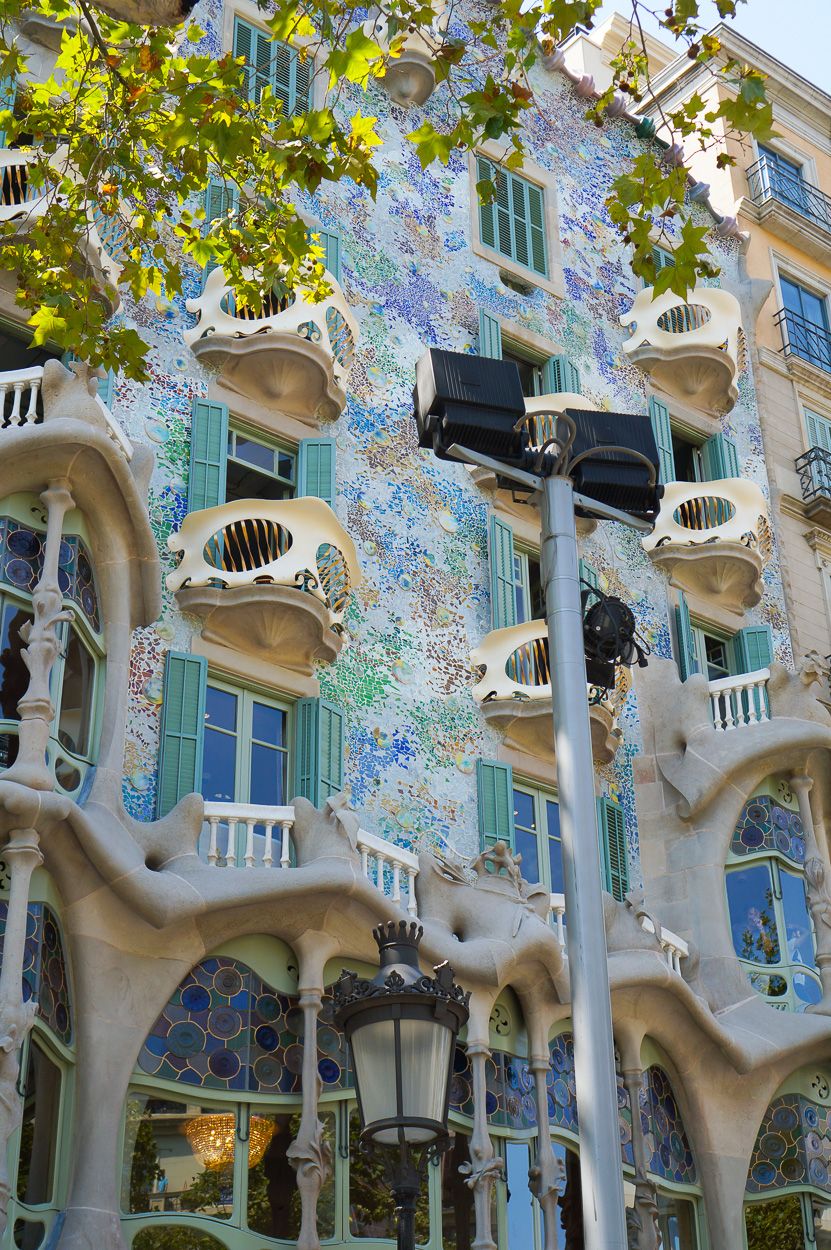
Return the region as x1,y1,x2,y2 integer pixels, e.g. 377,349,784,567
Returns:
597,1,831,93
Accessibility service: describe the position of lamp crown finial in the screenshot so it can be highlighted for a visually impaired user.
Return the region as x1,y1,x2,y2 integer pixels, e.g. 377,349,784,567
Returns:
372,919,423,968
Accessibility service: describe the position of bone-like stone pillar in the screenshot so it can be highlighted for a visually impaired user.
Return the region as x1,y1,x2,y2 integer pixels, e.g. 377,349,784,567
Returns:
620,1065,660,1250
790,774,831,1011
460,993,501,1250
528,1049,563,1250
4,480,75,791
0,828,42,1237
287,934,336,1250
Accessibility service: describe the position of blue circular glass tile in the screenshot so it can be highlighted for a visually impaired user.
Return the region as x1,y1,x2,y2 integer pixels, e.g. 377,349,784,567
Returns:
741,826,765,849
55,1003,68,1034
43,920,58,951
810,1158,828,1186
485,1092,498,1115
771,1104,799,1131
761,1132,786,1159
168,1021,206,1057
772,807,789,830
804,1105,819,1129
181,984,210,1012
208,1048,241,1079
254,1025,279,1052
57,569,70,594
6,559,33,587
213,966,244,997
318,1057,340,1084
208,1008,242,1040
8,528,40,558
253,1055,281,1087
256,994,281,1023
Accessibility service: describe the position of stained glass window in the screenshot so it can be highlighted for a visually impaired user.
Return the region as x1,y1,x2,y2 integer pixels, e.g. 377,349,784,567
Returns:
747,1091,831,1194
0,902,72,1044
0,518,100,634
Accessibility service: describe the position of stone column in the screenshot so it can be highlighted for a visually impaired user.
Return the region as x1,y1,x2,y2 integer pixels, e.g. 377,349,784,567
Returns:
287,934,336,1250
620,1063,660,1250
790,774,831,1011
528,1044,564,1250
4,480,75,791
460,992,502,1250
0,828,42,1237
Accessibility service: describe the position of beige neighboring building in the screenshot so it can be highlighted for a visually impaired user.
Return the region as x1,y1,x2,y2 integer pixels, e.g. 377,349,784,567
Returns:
565,17,831,663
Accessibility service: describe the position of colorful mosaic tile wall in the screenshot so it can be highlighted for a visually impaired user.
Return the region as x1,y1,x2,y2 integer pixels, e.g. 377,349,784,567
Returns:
113,0,793,883
747,1093,831,1193
0,901,72,1045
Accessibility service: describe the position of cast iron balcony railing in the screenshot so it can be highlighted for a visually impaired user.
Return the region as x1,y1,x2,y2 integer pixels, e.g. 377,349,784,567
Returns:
775,307,831,375
747,155,831,236
642,477,772,613
796,446,831,530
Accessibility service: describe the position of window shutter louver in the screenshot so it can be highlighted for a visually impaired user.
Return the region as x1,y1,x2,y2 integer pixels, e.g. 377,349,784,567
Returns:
294,53,312,113
805,409,831,453
298,438,336,508
318,230,341,282
489,515,517,630
674,592,698,681
732,625,773,675
701,433,740,480
494,168,513,258
596,797,629,901
511,176,529,268
477,759,515,851
294,697,345,806
579,559,601,609
648,396,675,484
188,399,229,513
478,308,503,359
477,156,497,251
653,245,675,271
526,181,547,276
156,651,207,817
542,354,581,394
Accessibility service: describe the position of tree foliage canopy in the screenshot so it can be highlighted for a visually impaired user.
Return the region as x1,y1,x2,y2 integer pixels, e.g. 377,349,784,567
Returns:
0,0,773,378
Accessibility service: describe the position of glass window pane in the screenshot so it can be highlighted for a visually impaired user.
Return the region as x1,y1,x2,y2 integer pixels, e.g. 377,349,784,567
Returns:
513,554,529,624
546,801,564,895
56,628,95,756
251,702,285,747
657,1192,698,1249
441,1131,477,1249
0,601,32,721
515,826,540,885
348,1109,429,1240
744,1195,804,1250
16,1040,61,1205
505,1141,535,1247
277,451,295,483
232,434,275,472
726,865,781,965
132,1228,228,1250
249,744,287,808
513,790,536,831
202,727,237,804
780,870,816,966
121,1094,235,1219
205,686,237,732
246,1109,334,1240
813,1195,831,1249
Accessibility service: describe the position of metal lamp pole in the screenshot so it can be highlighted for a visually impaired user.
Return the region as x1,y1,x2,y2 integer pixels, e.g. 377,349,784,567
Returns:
448,444,652,1250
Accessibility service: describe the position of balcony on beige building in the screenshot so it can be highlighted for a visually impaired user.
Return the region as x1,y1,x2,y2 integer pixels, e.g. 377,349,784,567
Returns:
620,286,742,413
747,154,831,265
796,445,831,528
166,496,360,673
470,619,628,763
183,266,358,421
642,478,771,613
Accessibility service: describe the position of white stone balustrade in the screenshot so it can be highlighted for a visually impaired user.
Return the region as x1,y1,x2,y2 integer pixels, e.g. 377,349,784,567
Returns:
642,478,771,612
620,285,742,412
166,496,359,629
709,668,770,731
0,363,133,459
550,895,689,972
201,802,419,915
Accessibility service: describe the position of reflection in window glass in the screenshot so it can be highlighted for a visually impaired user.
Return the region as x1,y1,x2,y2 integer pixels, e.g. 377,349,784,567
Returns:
514,790,540,885
121,1095,235,1220
348,1110,429,1241
726,865,780,965
546,801,564,895
745,1194,804,1250
506,1140,536,1247
0,599,31,722
657,1191,698,1249
249,701,288,808
780,871,815,966
814,1194,831,1249
557,1146,583,1248
16,1040,61,1206
13,1218,46,1250
132,1228,229,1250
202,687,238,804
441,1131,477,1248
57,628,94,755
246,1109,334,1240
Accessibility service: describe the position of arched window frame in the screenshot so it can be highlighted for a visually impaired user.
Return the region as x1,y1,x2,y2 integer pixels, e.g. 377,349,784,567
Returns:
725,785,821,1012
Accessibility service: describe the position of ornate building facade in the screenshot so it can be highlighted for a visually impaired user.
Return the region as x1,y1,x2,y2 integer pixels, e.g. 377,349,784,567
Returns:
1,5,831,1250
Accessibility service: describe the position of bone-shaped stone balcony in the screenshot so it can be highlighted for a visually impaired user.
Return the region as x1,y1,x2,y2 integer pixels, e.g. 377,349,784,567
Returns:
620,285,742,413
183,266,359,420
166,497,360,671
642,477,771,613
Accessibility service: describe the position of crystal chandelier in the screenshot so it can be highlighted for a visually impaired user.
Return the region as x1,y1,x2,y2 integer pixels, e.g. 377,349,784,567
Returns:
184,1113,275,1169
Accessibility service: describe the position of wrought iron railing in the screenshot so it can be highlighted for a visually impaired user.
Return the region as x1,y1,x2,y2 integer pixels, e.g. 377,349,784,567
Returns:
747,155,831,235
796,446,831,504
775,307,831,375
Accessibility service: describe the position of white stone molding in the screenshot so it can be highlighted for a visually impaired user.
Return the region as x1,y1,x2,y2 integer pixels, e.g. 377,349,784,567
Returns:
643,477,771,613
183,266,359,419
0,829,42,1239
620,286,742,413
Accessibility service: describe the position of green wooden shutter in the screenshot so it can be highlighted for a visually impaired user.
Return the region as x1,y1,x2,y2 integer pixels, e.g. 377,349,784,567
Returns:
489,515,517,630
674,592,698,681
0,78,16,149
317,230,341,282
294,697,345,805
234,16,272,103
203,176,238,284
294,52,312,113
478,308,502,359
596,797,629,901
542,354,581,394
648,396,675,485
732,625,773,675
156,651,207,818
700,433,740,480
525,179,547,276
805,408,831,452
476,155,497,251
298,438,336,508
653,245,675,271
189,399,229,513
273,40,309,116
477,760,515,851
579,559,601,609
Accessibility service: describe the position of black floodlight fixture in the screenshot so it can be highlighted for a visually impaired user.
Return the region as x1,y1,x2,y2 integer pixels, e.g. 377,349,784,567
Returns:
559,408,662,524
333,921,469,1148
582,589,650,692
413,348,527,464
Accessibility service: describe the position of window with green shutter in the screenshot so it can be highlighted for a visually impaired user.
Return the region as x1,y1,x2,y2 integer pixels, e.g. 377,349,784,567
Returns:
674,592,698,681
489,515,517,630
648,396,675,485
298,437,336,509
805,407,831,453
541,354,581,395
731,625,773,676
476,156,548,278
596,797,629,901
700,432,740,480
226,425,296,503
188,399,229,513
156,651,207,817
294,697,345,806
478,308,503,359
234,17,311,115
477,759,515,851
313,229,341,282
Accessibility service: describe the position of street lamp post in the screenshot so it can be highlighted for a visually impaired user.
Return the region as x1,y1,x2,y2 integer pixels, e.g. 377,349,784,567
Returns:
333,920,470,1250
413,347,661,1250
